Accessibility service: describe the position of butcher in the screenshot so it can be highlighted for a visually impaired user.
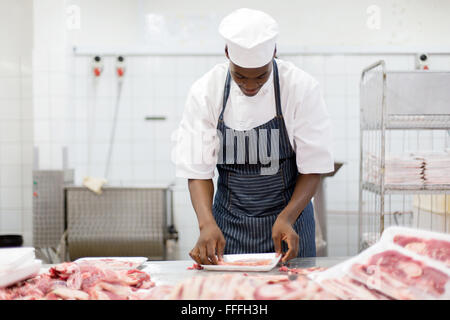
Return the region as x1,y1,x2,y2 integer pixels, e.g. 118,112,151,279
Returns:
175,8,334,265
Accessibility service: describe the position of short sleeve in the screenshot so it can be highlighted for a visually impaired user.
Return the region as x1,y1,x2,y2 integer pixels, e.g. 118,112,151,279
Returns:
293,82,334,174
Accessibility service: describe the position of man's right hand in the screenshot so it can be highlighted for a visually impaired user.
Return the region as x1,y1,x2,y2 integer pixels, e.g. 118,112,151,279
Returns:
189,222,226,265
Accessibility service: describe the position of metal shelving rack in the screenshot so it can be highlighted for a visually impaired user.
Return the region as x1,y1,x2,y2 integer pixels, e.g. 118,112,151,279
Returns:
358,61,450,251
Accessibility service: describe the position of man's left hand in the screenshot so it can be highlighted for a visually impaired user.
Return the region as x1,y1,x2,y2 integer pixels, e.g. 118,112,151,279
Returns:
272,216,299,263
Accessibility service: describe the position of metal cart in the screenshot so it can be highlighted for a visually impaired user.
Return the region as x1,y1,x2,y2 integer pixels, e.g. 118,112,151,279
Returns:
358,61,450,250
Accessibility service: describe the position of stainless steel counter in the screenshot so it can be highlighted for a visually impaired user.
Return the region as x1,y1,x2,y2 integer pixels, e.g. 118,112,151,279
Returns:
131,256,348,286
42,256,350,287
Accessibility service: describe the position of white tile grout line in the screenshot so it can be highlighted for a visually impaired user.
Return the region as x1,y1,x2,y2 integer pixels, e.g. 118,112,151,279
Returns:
19,55,24,238
0,114,1,231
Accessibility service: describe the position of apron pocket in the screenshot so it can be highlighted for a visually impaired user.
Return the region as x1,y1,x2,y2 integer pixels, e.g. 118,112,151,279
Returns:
228,170,287,217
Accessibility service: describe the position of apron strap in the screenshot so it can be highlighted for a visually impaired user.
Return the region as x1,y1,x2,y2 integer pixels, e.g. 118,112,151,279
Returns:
272,60,295,154
272,60,283,118
219,71,232,121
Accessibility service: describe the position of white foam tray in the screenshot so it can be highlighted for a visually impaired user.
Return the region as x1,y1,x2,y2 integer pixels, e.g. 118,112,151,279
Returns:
0,259,41,288
0,247,35,273
201,253,281,272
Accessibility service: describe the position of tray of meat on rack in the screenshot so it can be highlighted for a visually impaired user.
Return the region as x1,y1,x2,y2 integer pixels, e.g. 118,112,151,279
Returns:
341,243,449,300
380,226,450,268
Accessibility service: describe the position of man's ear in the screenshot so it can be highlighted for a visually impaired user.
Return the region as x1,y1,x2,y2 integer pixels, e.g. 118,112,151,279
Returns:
225,46,229,60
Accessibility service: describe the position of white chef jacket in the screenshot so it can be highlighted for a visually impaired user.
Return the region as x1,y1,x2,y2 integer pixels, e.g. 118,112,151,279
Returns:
174,58,334,179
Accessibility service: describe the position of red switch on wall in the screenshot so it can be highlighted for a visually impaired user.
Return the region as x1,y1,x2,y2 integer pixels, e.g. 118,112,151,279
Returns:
92,56,103,77
116,56,125,78
94,67,102,77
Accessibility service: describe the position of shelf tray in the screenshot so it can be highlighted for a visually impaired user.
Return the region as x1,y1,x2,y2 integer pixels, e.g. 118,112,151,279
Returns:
362,181,450,195
386,114,450,130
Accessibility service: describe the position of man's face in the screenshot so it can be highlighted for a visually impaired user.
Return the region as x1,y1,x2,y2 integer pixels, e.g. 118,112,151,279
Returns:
226,52,273,97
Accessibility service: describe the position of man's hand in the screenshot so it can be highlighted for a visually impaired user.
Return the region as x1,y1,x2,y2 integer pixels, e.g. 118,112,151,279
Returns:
189,222,226,265
272,174,320,262
272,216,299,263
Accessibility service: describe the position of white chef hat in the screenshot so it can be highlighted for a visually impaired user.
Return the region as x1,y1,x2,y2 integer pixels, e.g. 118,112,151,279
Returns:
219,8,278,68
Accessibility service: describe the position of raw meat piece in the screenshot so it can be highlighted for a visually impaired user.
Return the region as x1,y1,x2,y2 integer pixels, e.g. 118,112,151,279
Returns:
50,262,153,290
318,276,391,300
46,287,90,300
49,262,80,280
131,285,174,300
87,282,133,300
0,274,55,300
278,266,327,275
253,275,337,300
349,250,449,300
167,274,256,300
393,235,450,267
0,290,9,300
76,259,143,270
245,274,291,284
166,273,338,300
217,258,273,266
188,258,274,269
253,282,291,299
187,263,203,270
125,269,154,289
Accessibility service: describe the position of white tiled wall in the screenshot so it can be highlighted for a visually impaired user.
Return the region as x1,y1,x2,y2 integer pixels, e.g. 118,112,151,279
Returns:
63,55,227,186
0,55,33,245
33,49,72,170
0,0,34,245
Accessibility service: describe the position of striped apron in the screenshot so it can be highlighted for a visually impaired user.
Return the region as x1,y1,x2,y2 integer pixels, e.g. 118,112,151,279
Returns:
212,60,316,257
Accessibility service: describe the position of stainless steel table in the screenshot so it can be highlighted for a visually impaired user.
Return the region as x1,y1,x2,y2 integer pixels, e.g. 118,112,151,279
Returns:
42,256,350,287
139,256,349,286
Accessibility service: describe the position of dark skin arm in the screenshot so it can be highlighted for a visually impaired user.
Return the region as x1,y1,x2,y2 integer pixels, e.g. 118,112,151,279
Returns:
188,179,226,265
272,173,321,263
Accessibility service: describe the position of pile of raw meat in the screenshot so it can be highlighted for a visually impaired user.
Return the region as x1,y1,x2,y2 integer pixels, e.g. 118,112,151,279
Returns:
1,227,448,300
0,260,156,300
392,234,450,267
0,260,331,300
311,226,450,300
166,273,337,300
